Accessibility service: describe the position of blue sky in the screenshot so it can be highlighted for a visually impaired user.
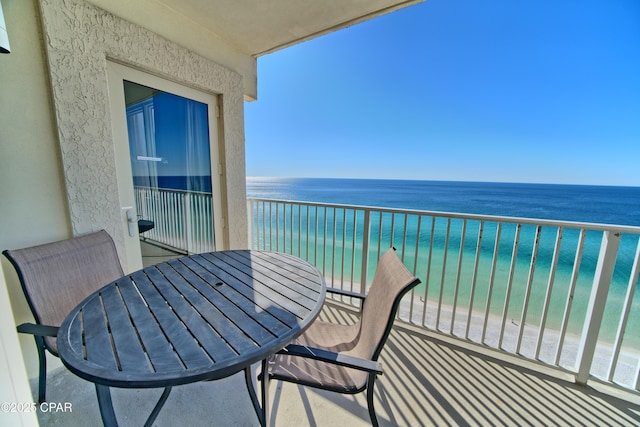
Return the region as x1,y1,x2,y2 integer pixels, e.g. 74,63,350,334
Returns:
245,0,640,186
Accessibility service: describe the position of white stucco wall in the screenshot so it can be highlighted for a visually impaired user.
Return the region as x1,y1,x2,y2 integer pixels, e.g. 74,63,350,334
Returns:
1,0,250,384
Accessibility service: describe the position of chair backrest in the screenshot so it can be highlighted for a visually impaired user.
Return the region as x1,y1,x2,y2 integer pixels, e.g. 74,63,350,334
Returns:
353,248,420,361
3,230,124,353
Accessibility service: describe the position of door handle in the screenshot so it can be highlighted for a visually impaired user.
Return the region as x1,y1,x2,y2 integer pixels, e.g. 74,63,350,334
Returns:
123,207,137,237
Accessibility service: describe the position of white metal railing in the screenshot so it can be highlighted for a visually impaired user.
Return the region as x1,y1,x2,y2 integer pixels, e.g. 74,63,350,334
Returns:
247,198,640,392
134,186,215,254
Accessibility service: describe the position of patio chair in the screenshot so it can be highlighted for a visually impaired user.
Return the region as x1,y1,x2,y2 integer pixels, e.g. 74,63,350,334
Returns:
261,247,421,426
3,230,124,403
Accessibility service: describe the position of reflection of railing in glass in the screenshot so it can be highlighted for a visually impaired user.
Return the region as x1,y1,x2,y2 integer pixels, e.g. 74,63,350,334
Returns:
134,186,215,254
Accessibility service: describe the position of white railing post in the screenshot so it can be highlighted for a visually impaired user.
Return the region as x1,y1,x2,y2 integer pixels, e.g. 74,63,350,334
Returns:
359,209,371,294
184,192,193,254
575,230,621,385
247,199,255,248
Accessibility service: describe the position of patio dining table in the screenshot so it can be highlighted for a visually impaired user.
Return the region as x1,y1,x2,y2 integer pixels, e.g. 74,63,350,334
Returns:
57,249,326,426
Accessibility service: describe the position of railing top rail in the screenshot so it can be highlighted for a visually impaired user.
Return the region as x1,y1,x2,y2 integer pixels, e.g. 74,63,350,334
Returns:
247,197,640,234
134,185,212,196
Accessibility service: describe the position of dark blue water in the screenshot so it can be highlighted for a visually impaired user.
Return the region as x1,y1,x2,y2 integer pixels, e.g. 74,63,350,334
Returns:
247,177,640,226
134,175,212,193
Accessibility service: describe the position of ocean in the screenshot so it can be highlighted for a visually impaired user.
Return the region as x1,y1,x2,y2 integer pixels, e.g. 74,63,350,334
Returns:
247,177,640,226
246,177,640,348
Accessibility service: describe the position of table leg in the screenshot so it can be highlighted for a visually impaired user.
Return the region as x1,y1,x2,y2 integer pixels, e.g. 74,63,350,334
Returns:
261,359,270,427
244,366,263,425
95,385,171,427
95,384,118,427
143,387,172,427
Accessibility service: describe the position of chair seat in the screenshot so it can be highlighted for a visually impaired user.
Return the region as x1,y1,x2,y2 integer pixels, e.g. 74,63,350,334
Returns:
270,352,369,394
269,320,367,393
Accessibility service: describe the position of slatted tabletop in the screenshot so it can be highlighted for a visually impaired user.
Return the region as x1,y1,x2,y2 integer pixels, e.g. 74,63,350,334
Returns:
57,250,326,389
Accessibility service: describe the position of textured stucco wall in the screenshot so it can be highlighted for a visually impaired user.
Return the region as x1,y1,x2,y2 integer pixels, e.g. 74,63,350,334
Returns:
39,0,248,269
84,0,258,100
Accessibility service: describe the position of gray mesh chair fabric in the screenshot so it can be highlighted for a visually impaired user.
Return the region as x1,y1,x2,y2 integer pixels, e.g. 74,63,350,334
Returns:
3,230,124,402
265,248,421,426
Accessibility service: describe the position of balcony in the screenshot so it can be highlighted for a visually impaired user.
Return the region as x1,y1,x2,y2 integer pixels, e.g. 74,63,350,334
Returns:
35,188,640,426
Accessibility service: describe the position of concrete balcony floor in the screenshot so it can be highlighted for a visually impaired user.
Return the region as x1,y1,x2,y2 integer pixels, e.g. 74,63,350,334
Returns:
34,300,640,427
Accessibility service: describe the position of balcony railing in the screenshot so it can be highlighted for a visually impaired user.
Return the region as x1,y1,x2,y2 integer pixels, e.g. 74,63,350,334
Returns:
247,197,640,392
131,187,640,392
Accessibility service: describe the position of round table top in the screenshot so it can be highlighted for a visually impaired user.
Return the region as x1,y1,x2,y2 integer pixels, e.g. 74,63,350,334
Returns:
57,250,326,388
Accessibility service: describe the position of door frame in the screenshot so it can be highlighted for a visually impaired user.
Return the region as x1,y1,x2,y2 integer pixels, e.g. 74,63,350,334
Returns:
107,60,224,270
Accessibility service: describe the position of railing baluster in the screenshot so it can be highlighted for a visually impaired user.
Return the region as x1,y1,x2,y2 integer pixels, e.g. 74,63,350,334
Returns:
267,202,272,250
306,205,311,261
576,231,621,385
421,216,436,327
360,209,371,295
436,218,452,331
466,220,484,340
390,213,396,252
482,222,502,344
451,219,467,335
247,200,254,248
556,229,586,365
185,192,193,254
297,204,302,257
377,212,384,261
340,208,347,289
499,223,522,350
276,202,281,252
330,207,337,287
516,225,542,355
351,209,357,293
608,236,640,381
401,213,409,261
410,215,422,323
290,202,294,254
536,227,563,360
168,192,175,247
313,205,318,266
323,207,328,278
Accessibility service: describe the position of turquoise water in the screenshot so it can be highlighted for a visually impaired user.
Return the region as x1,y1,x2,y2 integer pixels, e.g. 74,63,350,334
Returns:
247,177,640,347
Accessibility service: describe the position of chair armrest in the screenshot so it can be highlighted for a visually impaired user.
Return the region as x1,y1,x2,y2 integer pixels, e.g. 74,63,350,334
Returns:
326,287,366,301
16,323,59,337
278,344,383,375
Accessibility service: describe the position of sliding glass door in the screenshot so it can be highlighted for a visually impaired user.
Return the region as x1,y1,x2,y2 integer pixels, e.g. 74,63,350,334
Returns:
108,61,222,269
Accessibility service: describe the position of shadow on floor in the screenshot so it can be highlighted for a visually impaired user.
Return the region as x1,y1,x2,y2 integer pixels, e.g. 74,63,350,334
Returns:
34,303,640,427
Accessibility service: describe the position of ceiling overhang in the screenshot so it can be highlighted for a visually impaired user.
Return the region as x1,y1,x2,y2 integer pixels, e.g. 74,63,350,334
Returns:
84,0,424,99
151,0,424,57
